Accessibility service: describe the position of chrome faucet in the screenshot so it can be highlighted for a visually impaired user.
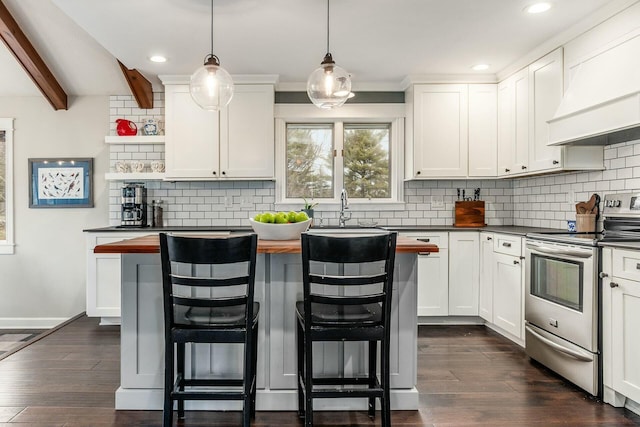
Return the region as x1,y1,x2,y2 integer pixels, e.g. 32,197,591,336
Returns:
339,188,351,228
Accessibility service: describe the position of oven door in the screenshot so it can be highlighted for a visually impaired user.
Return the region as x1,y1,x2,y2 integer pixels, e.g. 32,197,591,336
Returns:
525,239,597,352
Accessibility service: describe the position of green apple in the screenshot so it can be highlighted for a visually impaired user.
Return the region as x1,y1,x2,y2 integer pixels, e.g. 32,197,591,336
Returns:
287,211,298,223
254,213,262,222
260,212,274,223
274,212,288,224
295,211,309,223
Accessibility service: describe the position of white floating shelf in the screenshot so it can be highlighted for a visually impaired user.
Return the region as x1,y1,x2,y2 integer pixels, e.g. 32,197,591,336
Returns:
104,135,165,144
105,172,165,181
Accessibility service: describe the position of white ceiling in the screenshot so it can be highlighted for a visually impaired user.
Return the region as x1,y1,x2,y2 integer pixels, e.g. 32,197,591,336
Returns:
0,0,629,97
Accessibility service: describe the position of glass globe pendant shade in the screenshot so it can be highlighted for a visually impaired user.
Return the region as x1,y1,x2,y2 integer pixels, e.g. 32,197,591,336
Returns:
307,53,351,109
190,55,234,111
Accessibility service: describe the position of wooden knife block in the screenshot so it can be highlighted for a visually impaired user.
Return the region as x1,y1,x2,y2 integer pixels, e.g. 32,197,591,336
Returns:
454,201,485,227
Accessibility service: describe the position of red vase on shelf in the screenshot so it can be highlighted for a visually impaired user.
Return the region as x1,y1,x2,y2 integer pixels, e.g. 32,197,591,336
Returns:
116,119,137,136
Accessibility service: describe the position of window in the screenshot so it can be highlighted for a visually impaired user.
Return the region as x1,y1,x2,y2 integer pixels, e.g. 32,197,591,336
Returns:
276,103,404,208
0,118,14,254
285,123,391,200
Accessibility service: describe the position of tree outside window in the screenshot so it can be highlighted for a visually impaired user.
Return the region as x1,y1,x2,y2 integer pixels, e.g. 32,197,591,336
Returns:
344,124,390,199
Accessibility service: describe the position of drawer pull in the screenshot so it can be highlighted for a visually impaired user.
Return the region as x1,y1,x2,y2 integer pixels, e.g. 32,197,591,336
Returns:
610,282,619,288
513,260,520,265
599,272,608,279
418,252,431,256
502,242,512,247
636,263,640,270
417,238,430,243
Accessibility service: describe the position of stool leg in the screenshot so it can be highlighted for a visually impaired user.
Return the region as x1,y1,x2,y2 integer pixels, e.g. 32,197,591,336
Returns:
176,342,185,419
243,332,252,427
163,340,174,427
382,338,391,427
304,328,313,427
368,340,377,419
296,319,305,418
250,322,259,418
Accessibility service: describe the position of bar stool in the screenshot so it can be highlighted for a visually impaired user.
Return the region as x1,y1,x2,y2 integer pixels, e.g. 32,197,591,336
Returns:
159,233,259,427
296,231,397,427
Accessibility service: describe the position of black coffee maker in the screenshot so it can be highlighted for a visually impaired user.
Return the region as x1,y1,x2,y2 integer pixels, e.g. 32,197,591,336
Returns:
121,183,147,227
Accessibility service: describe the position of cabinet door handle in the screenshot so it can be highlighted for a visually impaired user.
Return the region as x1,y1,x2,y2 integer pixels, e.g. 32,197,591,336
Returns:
212,171,217,175
416,171,421,175
502,242,512,247
599,272,608,279
505,168,510,173
553,160,559,165
487,237,492,241
513,260,520,265
522,165,527,170
636,263,640,270
610,282,619,288
222,171,226,176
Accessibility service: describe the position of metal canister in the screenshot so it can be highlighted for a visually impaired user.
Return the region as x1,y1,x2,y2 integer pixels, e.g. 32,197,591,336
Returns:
152,200,164,228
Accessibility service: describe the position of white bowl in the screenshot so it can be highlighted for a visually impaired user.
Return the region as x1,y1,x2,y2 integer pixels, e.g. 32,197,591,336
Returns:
249,218,312,240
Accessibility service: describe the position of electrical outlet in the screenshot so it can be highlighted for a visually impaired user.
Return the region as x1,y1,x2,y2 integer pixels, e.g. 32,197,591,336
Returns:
223,196,233,208
431,195,445,210
567,190,575,204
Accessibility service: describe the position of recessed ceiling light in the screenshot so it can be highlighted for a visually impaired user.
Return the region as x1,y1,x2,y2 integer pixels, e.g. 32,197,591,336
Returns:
525,2,552,14
472,63,490,71
149,55,167,63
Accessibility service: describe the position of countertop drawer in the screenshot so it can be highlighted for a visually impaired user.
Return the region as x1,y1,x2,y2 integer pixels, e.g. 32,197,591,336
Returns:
399,232,448,249
612,248,640,283
493,233,522,257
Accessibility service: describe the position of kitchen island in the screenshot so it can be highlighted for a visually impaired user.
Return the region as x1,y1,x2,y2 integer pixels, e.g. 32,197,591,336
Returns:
94,233,437,411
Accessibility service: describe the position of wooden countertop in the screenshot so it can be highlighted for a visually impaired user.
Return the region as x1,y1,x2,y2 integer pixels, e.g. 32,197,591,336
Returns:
94,234,439,254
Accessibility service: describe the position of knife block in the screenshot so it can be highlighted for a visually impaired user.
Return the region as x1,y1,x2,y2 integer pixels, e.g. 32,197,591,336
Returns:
454,201,486,227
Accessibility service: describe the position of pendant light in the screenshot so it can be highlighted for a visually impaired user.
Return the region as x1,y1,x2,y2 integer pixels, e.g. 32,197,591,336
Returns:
190,0,234,111
306,0,351,109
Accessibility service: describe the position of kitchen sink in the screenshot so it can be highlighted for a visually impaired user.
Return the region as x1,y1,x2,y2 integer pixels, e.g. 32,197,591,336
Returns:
306,227,388,235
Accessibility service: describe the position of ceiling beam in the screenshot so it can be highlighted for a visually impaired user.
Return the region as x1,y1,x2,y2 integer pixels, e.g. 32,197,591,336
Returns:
118,60,153,109
0,0,67,110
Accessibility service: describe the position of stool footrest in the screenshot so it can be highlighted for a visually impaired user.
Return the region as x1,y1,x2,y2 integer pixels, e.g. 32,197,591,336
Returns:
311,388,384,399
312,377,379,386
179,378,244,388
172,390,246,400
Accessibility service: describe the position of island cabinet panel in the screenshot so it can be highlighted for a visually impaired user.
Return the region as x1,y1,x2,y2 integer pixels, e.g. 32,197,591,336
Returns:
268,254,417,390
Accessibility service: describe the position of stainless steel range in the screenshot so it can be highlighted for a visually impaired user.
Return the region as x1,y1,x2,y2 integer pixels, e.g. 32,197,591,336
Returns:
524,192,640,397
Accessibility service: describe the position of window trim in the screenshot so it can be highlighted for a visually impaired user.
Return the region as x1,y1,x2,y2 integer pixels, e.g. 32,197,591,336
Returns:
274,104,405,211
0,118,14,254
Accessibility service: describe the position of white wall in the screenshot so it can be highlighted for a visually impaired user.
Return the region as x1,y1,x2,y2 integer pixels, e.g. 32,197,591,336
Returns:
0,95,109,328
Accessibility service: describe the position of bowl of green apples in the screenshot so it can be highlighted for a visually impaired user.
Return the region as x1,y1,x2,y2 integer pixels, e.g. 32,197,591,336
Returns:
249,211,312,240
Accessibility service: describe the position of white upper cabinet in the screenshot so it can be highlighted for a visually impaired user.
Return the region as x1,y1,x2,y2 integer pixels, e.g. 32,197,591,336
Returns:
164,84,221,179
528,48,563,172
498,68,529,176
497,49,603,177
161,77,275,181
220,84,275,178
412,84,468,177
468,84,498,177
409,83,497,179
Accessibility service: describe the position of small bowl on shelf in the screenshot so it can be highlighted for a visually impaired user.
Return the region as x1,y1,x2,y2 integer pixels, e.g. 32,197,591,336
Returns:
249,218,312,240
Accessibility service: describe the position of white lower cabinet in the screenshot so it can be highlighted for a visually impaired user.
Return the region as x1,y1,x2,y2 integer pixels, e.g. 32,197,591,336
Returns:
478,232,525,343
602,247,640,412
448,232,480,315
86,232,142,323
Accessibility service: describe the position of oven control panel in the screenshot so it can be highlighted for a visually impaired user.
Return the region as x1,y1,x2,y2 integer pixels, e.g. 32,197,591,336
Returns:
603,193,640,215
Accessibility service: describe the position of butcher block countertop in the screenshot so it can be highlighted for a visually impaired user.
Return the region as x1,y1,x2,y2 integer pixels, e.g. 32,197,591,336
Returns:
93,233,439,255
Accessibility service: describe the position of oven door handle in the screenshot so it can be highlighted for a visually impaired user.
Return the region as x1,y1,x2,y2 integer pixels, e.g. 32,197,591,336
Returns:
525,325,593,362
526,242,593,258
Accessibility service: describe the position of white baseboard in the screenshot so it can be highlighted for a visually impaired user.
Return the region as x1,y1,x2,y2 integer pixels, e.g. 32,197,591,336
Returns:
0,317,69,329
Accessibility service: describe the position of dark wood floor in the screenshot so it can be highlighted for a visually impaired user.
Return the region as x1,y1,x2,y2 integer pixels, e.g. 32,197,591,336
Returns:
0,316,639,426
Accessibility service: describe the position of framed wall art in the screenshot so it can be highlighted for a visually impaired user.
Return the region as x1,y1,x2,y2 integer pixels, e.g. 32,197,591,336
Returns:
28,158,93,208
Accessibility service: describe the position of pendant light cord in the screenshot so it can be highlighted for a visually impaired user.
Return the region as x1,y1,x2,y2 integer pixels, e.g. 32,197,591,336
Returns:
326,0,330,54
210,0,214,56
